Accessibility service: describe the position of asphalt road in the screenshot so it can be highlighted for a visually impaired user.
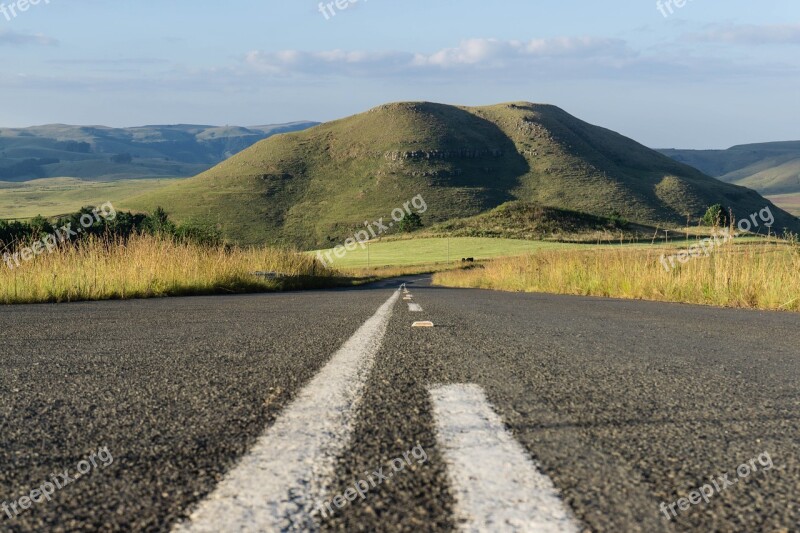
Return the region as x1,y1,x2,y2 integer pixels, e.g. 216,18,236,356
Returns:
1,278,798,532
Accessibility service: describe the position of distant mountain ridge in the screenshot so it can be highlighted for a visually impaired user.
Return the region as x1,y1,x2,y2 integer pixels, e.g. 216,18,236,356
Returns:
659,141,800,195
125,101,799,247
0,122,320,181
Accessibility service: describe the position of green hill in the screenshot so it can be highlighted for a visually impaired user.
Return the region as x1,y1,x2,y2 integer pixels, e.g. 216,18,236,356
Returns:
659,141,800,195
126,102,799,247
719,158,800,194
424,202,645,241
0,122,319,181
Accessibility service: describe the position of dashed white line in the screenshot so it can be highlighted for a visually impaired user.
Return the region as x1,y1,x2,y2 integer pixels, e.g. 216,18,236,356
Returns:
174,289,401,532
408,303,423,312
430,384,582,533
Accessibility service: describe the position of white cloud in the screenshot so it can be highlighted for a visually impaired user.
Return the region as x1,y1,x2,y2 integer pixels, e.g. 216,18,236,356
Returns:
244,49,413,75
413,37,633,68
0,29,58,46
1,34,797,95
690,24,800,45
243,37,636,77
46,58,170,66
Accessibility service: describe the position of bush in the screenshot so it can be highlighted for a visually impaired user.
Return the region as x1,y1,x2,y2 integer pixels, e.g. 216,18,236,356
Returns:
397,212,423,233
702,204,730,227
608,211,629,229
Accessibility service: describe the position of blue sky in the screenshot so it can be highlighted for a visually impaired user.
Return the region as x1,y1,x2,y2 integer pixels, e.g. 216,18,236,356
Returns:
1,0,799,148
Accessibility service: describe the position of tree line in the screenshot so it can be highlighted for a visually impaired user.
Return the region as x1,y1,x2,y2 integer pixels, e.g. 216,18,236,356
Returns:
0,207,221,252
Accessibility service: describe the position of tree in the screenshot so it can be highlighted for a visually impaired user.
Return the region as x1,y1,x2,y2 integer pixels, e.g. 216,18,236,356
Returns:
145,206,175,234
608,210,629,229
397,212,423,233
28,215,54,238
702,204,729,228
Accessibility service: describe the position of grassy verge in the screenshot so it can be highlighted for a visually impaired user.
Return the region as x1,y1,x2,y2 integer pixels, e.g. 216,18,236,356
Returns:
433,241,800,312
1,234,339,305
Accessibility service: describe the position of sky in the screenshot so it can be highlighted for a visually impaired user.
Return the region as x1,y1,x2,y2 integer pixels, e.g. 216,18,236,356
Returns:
0,0,798,148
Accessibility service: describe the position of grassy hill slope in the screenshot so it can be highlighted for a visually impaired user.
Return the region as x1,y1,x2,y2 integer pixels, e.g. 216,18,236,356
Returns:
0,177,182,220
127,102,799,247
719,158,800,194
660,141,800,195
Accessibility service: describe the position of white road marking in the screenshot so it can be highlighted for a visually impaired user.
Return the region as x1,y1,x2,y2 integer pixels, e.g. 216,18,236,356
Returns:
174,289,401,532
408,303,423,312
430,384,582,533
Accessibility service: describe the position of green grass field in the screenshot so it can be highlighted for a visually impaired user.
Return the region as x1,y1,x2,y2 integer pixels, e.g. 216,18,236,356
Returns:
309,237,571,268
311,235,775,269
0,177,184,220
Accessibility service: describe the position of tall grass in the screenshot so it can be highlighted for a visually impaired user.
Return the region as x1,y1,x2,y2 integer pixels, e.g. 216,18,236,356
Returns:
0,234,336,305
433,241,800,312
342,261,468,281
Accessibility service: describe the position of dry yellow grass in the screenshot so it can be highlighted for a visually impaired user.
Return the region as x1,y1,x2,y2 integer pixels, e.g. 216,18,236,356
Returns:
1,234,337,305
433,241,800,312
342,261,466,281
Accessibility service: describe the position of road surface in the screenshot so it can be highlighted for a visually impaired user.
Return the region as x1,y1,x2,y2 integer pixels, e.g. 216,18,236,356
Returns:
1,277,798,532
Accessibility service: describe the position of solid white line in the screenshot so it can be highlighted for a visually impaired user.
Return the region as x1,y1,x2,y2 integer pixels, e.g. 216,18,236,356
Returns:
430,384,581,533
408,303,423,312
174,289,401,532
